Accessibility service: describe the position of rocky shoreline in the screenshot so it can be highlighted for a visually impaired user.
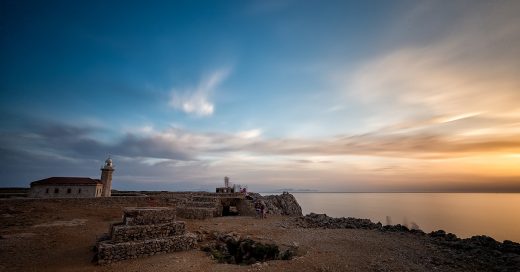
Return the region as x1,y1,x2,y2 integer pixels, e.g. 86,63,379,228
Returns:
2,193,520,271
293,213,520,271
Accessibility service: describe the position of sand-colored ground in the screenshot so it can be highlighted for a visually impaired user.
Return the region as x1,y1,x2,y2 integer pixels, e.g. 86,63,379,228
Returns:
0,201,471,272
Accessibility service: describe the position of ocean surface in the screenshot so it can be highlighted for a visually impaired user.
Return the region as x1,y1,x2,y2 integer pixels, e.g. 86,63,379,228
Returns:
287,193,520,243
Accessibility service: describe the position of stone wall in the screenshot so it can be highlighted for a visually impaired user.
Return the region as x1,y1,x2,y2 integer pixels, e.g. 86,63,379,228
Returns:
122,207,177,225
111,222,186,243
1,196,179,209
176,195,224,218
236,199,256,216
96,207,196,264
97,234,197,263
1,192,303,219
176,207,215,219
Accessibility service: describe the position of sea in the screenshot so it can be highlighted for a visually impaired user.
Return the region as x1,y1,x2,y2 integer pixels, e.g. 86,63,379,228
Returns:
279,193,520,243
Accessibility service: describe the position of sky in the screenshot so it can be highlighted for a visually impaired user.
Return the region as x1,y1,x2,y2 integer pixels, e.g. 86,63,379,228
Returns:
1,0,519,192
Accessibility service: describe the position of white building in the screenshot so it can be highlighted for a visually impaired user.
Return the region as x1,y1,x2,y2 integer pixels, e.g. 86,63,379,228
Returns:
28,157,115,198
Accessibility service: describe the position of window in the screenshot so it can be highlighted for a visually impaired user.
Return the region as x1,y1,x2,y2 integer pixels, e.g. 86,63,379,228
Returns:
46,188,49,194
54,188,59,194
67,188,71,194
78,188,82,194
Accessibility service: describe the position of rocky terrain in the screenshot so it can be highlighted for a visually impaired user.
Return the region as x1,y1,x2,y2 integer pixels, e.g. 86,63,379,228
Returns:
1,195,519,271
293,213,520,272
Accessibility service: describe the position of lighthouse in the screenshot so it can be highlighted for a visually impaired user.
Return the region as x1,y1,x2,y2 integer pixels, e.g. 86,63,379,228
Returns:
100,157,114,197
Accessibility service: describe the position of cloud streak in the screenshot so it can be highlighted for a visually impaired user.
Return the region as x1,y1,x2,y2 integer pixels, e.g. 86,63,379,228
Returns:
2,115,520,191
6,117,520,163
339,1,520,127
169,68,231,116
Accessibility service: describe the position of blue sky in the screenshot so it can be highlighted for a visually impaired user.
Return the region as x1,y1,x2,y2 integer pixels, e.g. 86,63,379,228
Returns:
1,1,520,192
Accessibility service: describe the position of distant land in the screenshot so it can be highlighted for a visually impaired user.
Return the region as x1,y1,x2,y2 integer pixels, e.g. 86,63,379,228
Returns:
265,188,320,193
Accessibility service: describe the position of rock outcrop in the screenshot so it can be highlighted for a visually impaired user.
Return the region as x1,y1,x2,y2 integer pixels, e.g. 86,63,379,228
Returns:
249,193,303,216
295,212,382,229
428,231,520,271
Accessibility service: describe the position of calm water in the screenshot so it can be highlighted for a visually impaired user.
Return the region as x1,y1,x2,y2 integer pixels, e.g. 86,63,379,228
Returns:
289,193,520,243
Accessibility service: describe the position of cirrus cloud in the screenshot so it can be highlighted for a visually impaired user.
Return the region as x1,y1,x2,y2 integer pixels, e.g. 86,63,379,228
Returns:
169,68,231,117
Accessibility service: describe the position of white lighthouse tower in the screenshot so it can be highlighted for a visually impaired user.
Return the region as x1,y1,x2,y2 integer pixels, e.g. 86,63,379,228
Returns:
100,157,114,197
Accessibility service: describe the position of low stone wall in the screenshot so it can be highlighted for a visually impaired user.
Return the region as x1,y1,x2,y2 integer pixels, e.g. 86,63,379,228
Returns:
123,207,177,225
111,221,186,243
97,234,197,264
191,196,218,202
0,196,178,209
96,207,197,264
190,201,219,208
176,207,215,219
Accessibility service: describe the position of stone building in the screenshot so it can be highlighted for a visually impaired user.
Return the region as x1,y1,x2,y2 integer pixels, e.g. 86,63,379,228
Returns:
28,157,115,198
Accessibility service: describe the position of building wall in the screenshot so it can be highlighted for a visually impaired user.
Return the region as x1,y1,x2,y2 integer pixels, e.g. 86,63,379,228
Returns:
28,184,104,198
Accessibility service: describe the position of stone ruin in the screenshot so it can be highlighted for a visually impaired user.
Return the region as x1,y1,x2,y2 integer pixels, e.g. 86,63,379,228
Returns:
96,207,197,264
176,193,257,219
92,193,302,264
176,195,221,219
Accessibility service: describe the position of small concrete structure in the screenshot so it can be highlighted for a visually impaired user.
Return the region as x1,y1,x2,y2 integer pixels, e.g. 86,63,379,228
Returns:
176,192,256,219
28,157,114,198
216,176,235,193
96,207,196,264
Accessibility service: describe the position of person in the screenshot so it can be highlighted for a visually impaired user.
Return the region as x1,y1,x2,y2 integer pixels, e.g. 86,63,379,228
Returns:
254,200,262,218
260,200,267,219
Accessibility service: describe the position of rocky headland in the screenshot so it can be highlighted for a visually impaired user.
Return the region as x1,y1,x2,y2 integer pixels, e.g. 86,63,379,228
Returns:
1,192,519,271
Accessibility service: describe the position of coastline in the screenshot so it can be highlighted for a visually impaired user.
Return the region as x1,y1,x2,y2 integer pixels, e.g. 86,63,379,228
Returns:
287,192,520,243
1,194,519,271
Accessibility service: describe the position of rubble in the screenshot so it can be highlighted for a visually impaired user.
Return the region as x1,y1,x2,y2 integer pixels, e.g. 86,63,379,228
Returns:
201,232,298,265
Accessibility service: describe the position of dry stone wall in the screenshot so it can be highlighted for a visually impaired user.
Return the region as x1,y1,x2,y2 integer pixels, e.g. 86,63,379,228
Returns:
1,196,178,209
96,207,196,264
123,207,177,225
110,221,186,243
176,195,224,219
176,207,215,219
97,234,197,263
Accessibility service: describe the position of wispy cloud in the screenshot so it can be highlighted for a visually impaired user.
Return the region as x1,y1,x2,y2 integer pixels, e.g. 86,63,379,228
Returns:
317,0,520,159
236,129,262,139
169,68,231,117
2,115,520,191
342,1,520,123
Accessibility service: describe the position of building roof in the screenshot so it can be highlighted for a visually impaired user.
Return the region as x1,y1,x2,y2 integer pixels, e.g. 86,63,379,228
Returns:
30,177,102,186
